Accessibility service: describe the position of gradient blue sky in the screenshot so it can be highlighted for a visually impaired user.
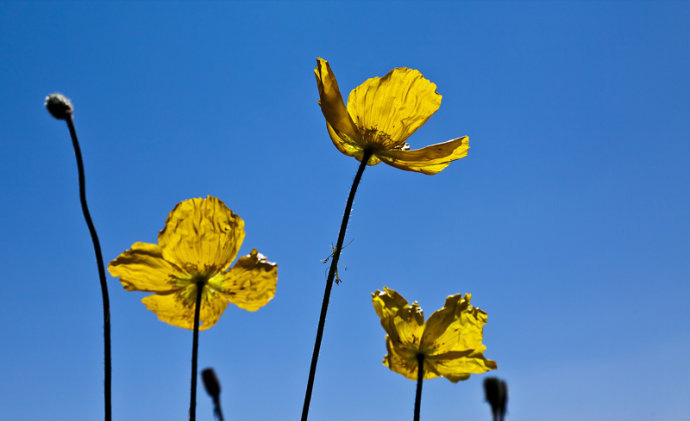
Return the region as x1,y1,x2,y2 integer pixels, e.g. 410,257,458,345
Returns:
1,2,689,421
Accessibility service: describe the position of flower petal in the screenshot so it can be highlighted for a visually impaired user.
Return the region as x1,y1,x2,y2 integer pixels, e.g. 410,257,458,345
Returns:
141,284,229,330
377,136,469,175
372,287,425,346
215,249,277,311
108,242,184,292
158,196,245,274
315,58,361,148
347,67,441,146
421,294,485,353
426,350,497,383
326,122,382,166
421,293,497,382
383,337,441,381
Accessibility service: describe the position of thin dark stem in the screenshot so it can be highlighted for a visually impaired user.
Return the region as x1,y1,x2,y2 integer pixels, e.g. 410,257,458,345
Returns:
213,399,225,421
66,117,111,421
414,354,424,421
301,150,374,421
189,282,204,421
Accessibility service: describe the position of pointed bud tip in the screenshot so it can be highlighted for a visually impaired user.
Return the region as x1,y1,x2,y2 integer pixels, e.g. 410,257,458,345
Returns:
45,93,73,120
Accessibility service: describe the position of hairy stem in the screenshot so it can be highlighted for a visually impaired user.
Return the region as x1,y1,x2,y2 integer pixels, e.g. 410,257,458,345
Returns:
301,150,373,421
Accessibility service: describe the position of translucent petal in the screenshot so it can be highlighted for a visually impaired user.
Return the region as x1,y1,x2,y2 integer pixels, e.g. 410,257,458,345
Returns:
108,242,184,292
326,122,382,166
372,287,424,345
421,293,489,355
426,350,497,383
383,338,441,381
347,67,441,146
377,136,469,175
158,196,245,274
326,122,362,158
141,284,229,330
215,249,277,312
315,58,361,146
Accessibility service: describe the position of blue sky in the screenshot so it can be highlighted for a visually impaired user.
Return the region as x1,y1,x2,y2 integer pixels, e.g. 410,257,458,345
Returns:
1,1,689,420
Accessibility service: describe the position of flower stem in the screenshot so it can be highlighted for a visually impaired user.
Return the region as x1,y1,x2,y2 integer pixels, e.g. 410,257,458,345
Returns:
301,150,374,421
189,283,204,421
414,354,424,421
65,116,112,421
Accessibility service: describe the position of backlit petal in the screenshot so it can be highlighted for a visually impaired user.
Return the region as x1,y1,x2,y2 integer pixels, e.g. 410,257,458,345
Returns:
315,58,361,146
158,196,245,274
372,287,425,346
347,67,441,146
426,350,497,383
326,123,382,166
141,284,229,330
377,136,469,175
422,293,489,355
215,249,277,311
108,242,184,292
383,338,442,381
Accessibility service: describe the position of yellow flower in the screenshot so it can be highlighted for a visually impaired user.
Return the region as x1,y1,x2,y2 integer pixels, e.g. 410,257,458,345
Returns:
108,196,277,330
372,287,497,382
314,58,469,175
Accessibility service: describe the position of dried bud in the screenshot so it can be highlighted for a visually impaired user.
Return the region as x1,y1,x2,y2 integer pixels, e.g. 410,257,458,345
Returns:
201,368,221,400
483,377,508,421
45,93,73,120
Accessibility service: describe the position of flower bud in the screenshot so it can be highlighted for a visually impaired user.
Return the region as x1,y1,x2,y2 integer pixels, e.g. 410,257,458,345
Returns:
483,377,508,421
201,368,221,400
45,93,73,120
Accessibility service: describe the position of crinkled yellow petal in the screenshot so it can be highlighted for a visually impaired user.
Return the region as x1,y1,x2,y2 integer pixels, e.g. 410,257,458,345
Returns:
377,136,469,175
372,287,425,346
214,249,277,312
108,242,184,292
383,337,441,381
141,284,229,330
426,350,497,383
347,67,441,146
422,293,489,355
326,122,382,166
315,58,361,148
158,196,245,274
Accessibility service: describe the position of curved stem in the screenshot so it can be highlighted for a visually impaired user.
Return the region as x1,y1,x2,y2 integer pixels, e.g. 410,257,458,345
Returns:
301,150,374,421
66,117,111,421
414,354,424,421
189,283,204,421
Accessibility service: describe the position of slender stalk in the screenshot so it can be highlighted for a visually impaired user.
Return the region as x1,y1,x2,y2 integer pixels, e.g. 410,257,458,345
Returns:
189,282,204,421
301,150,374,421
65,116,112,421
213,402,225,421
414,354,425,421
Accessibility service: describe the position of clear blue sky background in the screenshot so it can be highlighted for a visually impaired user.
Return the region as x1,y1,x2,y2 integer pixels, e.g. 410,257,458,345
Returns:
1,2,688,421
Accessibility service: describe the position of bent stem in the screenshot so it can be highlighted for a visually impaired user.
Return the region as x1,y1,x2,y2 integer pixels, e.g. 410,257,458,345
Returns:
66,117,112,421
189,282,205,421
414,354,425,421
301,149,374,421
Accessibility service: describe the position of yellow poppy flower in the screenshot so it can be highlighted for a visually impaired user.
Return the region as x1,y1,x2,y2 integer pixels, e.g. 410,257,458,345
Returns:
108,196,277,330
314,58,469,175
372,287,497,382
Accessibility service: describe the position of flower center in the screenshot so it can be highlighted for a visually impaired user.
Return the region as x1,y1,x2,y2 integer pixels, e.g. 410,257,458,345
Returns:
361,127,408,150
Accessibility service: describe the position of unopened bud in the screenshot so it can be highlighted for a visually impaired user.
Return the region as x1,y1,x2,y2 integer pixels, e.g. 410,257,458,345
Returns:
45,93,73,120
201,368,221,399
483,377,508,421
